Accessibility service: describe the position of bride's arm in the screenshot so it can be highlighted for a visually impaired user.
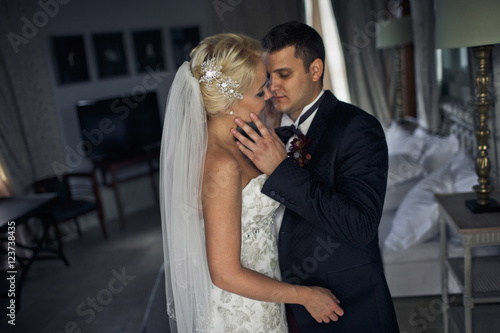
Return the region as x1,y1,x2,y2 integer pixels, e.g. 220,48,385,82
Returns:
202,155,343,324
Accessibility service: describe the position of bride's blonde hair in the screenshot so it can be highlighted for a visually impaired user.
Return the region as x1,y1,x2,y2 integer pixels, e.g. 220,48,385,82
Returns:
190,33,263,116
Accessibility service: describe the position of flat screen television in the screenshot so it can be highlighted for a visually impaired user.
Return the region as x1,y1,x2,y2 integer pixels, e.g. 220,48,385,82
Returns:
76,91,162,162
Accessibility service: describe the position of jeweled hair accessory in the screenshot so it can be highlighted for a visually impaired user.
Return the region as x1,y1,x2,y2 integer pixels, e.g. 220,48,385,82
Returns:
199,57,243,101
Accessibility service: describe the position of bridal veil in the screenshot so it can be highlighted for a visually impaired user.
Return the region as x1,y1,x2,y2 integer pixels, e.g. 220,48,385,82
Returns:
159,62,211,332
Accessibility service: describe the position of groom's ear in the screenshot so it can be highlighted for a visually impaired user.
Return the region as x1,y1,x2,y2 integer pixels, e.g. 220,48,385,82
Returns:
310,58,323,82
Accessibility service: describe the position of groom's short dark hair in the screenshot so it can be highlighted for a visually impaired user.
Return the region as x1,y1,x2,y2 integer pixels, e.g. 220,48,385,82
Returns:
261,21,325,81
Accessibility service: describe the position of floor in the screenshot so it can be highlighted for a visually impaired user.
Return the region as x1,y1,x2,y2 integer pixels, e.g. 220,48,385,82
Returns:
1,207,444,333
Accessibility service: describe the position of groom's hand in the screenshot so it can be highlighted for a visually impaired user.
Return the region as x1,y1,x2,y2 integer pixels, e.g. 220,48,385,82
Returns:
231,113,287,175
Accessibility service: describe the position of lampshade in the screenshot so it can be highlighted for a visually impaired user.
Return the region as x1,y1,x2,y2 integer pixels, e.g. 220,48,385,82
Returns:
435,0,500,49
376,16,413,49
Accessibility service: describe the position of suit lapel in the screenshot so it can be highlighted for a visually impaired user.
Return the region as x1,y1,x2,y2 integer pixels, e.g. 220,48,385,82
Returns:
305,91,339,157
279,91,339,232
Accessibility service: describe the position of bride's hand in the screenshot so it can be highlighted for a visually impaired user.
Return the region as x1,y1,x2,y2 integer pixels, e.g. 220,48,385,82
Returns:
301,286,344,323
261,100,282,129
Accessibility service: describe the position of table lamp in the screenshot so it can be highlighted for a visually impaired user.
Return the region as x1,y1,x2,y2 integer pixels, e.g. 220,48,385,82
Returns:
376,16,413,49
376,16,413,120
435,0,500,213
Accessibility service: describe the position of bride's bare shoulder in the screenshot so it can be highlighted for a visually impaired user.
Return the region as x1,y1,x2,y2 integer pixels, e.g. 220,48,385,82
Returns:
203,147,241,187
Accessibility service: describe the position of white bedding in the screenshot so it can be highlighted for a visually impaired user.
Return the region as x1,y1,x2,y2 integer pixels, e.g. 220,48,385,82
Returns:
379,120,500,297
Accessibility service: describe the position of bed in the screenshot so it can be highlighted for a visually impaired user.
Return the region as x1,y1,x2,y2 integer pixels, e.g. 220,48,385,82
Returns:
379,98,500,297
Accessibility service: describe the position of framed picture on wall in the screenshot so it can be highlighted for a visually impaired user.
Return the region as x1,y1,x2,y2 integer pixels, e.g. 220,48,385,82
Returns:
170,26,200,69
51,35,90,85
132,29,166,73
92,32,128,78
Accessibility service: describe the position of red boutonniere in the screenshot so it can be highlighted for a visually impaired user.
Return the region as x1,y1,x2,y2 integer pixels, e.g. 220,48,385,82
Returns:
288,134,312,167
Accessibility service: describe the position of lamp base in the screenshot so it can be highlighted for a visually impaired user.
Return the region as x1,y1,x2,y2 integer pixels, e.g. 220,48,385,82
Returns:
465,198,500,214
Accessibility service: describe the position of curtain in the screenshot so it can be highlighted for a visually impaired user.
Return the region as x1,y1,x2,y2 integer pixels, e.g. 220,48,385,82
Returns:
409,0,440,130
306,0,351,103
330,0,391,122
0,0,64,195
0,156,13,196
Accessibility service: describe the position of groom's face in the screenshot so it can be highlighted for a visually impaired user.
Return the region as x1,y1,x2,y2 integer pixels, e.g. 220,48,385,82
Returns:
264,46,318,122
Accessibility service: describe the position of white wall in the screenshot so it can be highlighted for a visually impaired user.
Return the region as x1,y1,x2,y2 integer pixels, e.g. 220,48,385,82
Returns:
39,0,213,171
29,0,213,222
4,0,302,223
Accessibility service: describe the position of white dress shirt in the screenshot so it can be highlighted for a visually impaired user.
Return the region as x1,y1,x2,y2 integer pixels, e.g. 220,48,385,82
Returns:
273,89,325,236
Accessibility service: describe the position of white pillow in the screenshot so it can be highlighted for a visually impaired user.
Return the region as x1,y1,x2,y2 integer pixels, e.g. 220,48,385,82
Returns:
385,154,424,210
450,149,477,192
385,176,423,211
384,164,454,251
420,133,459,175
384,120,426,158
387,154,424,186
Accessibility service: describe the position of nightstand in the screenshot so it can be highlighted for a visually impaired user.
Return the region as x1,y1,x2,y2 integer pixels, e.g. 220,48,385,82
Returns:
437,192,500,333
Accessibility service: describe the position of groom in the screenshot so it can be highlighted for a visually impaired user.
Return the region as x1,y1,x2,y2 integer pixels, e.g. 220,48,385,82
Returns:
232,21,399,332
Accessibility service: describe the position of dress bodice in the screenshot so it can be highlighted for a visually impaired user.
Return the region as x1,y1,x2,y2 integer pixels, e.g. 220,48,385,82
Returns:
208,174,287,333
240,174,281,274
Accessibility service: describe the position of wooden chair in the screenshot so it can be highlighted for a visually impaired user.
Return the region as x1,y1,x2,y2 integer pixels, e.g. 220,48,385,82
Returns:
32,172,108,247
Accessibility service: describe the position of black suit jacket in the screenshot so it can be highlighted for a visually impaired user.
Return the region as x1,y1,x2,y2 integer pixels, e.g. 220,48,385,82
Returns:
262,91,399,332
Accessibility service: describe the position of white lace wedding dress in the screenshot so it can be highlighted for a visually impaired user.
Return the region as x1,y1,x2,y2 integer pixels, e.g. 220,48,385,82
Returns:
208,174,288,333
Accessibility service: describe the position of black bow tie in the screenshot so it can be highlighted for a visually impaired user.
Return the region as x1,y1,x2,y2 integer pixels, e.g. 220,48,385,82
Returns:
274,94,325,144
274,124,303,144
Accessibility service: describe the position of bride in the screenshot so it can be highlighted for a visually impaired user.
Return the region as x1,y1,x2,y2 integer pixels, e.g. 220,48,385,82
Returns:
159,33,343,332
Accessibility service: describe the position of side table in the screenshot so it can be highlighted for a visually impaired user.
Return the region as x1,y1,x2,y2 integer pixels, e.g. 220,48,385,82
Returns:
437,192,500,333
0,193,61,311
